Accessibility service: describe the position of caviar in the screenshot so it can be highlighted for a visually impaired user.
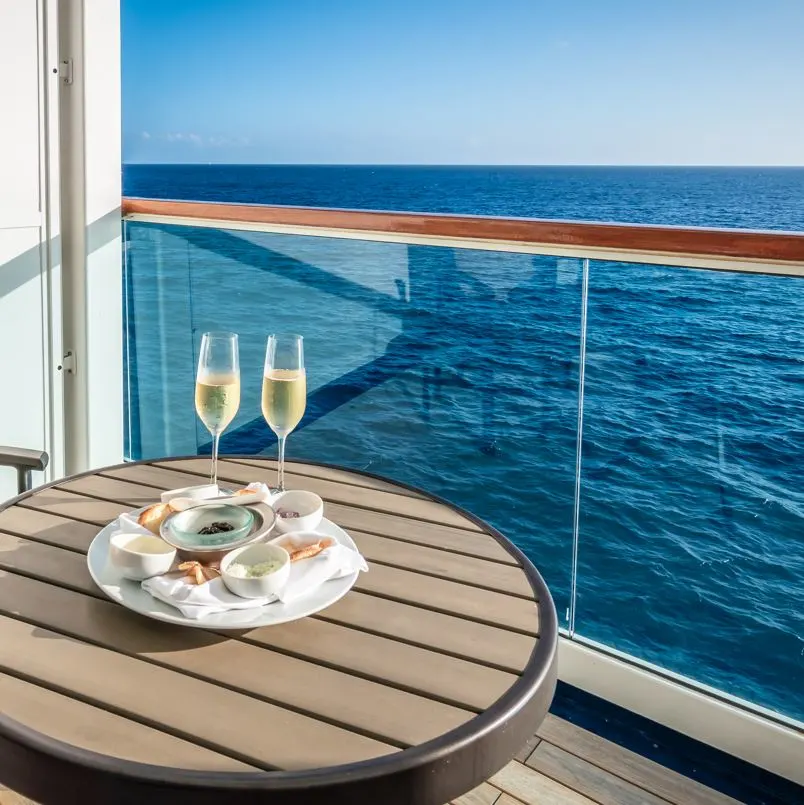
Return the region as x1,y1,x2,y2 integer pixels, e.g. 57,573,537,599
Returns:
198,521,235,535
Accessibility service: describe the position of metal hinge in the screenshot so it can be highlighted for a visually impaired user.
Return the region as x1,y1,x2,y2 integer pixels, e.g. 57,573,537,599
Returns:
58,351,76,374
58,58,73,85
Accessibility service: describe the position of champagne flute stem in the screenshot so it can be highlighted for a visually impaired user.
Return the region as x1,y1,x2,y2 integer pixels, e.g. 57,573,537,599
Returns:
277,434,287,492
210,432,220,487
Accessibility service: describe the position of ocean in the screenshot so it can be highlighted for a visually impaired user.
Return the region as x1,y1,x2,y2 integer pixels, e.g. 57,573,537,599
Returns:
123,165,804,723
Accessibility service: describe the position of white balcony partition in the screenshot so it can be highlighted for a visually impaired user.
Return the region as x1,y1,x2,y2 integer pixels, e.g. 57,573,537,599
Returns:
0,0,122,501
0,0,63,498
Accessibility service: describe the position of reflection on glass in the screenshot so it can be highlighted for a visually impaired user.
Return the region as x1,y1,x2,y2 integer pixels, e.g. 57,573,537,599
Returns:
577,261,804,721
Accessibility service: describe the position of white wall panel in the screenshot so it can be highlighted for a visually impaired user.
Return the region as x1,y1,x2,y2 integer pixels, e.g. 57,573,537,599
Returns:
0,2,41,227
0,1,52,500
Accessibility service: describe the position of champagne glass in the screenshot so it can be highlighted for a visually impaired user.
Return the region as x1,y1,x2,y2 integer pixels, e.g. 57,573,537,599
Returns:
261,334,306,492
195,332,240,487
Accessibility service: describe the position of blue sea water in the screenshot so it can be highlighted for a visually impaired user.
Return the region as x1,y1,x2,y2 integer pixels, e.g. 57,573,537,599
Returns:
123,165,804,723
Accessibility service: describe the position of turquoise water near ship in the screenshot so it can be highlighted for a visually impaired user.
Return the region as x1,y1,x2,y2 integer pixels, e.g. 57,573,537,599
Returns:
123,165,804,723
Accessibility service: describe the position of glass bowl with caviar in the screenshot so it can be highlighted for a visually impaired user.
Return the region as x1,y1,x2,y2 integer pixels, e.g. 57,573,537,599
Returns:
160,502,275,562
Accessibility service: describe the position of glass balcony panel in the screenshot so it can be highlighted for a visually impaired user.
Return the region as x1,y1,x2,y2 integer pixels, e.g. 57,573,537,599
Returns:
577,259,804,724
123,220,584,625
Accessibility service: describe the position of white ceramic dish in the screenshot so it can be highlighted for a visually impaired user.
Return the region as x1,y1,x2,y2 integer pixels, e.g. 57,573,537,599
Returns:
220,543,291,599
271,489,324,533
87,509,359,629
109,533,176,580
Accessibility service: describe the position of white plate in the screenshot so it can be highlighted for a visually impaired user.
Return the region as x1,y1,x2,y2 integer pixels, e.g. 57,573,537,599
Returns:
87,513,360,629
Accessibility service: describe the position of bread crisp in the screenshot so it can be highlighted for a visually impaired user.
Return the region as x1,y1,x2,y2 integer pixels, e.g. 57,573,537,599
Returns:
137,502,173,534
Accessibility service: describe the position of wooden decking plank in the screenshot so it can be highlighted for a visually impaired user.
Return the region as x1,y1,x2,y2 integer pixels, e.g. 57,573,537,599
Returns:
0,569,474,748
527,741,671,805
155,458,484,532
0,671,253,771
0,612,396,770
490,760,598,805
514,734,542,763
535,715,742,805
350,530,533,598
452,781,503,804
0,791,33,805
496,795,529,805
228,457,426,498
242,616,518,712
18,487,130,527
317,591,534,673
355,562,539,634
0,506,97,553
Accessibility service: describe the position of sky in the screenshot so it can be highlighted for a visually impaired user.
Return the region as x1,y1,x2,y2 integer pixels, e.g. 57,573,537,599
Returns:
123,0,804,165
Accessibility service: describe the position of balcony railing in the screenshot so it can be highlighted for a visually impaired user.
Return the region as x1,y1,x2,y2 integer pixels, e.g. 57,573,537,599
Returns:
121,197,804,770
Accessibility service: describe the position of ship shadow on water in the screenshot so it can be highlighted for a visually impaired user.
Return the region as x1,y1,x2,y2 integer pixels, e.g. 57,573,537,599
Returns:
169,227,580,459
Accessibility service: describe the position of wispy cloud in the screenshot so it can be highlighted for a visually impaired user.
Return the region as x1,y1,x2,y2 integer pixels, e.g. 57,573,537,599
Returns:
145,132,248,147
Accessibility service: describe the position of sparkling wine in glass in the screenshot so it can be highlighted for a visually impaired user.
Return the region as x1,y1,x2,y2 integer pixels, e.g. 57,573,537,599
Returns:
195,332,240,487
262,334,306,492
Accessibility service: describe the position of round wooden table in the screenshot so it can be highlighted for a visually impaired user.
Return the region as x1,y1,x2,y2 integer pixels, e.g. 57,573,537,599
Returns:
0,457,557,805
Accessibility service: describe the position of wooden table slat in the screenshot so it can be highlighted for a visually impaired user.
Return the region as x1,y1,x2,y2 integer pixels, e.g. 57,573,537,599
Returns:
355,563,539,635
105,464,517,565
0,612,397,770
0,457,556,805
0,534,98,595
57,474,526,595
155,458,485,532
319,590,535,673
0,569,476,748
350,530,533,598
0,507,98,552
29,482,537,635
324,499,518,565
241,617,518,712
0,671,254,771
0,528,528,700
227,458,426,499
18,488,130,526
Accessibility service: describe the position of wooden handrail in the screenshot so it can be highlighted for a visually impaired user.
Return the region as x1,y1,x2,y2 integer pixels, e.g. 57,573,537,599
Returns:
122,197,804,264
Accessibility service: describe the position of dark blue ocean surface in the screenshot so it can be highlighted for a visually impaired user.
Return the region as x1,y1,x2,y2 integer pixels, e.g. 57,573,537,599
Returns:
125,164,804,230
123,166,804,724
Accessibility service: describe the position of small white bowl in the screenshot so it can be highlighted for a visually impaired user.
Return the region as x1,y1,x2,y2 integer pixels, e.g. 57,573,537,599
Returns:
220,542,291,599
109,533,176,580
271,489,324,533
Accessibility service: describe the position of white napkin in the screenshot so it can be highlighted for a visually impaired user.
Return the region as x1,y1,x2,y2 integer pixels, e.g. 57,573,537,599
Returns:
142,575,272,620
140,535,368,620
109,512,154,539
275,541,368,604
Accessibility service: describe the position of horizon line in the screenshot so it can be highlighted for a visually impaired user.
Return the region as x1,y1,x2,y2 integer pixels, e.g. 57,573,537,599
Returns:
122,162,804,169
